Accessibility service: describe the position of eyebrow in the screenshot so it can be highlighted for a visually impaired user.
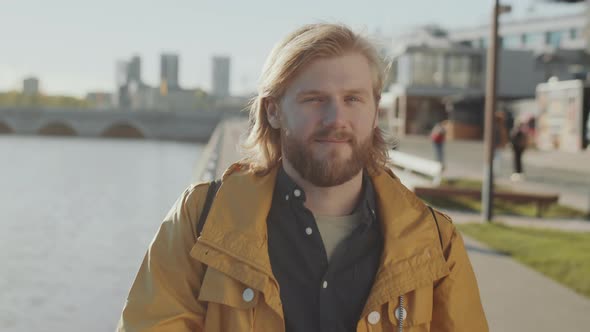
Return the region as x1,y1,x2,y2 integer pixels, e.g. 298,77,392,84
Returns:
295,90,324,99
342,89,371,97
295,89,371,99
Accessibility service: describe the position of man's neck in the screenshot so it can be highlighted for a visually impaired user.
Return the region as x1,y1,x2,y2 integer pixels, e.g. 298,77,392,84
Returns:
282,159,363,217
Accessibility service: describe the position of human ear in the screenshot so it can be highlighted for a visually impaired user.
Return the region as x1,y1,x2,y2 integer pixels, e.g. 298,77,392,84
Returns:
265,99,281,129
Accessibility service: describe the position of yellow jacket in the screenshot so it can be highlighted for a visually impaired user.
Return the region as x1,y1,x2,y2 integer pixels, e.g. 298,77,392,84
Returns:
118,164,488,331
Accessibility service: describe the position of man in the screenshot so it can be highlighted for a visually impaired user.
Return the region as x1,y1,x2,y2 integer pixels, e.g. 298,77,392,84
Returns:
118,23,488,332
430,121,446,169
510,123,527,181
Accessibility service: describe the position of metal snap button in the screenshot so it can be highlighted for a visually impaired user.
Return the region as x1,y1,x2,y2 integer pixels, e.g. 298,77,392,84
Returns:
367,311,381,325
242,288,254,302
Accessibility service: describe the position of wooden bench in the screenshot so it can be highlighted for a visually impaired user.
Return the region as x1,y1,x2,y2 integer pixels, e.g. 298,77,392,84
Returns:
414,186,559,217
389,150,443,186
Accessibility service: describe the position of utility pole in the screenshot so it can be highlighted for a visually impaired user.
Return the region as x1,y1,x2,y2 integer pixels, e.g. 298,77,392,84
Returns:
482,0,511,222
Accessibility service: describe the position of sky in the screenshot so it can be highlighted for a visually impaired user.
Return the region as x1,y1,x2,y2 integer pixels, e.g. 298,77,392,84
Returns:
0,0,586,97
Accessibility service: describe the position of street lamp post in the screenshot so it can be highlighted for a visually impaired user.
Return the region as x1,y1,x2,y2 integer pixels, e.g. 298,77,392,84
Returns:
482,0,511,222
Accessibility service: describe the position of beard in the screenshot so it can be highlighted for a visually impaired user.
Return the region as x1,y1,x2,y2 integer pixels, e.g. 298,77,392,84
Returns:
281,126,373,187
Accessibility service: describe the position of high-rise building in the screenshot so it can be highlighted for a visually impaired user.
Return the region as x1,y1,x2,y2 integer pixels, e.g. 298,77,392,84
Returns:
160,53,179,92
128,55,142,84
115,60,130,108
116,60,129,86
22,77,39,96
212,56,231,98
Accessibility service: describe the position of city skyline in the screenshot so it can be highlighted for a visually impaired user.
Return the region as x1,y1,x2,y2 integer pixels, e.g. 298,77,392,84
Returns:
0,0,585,97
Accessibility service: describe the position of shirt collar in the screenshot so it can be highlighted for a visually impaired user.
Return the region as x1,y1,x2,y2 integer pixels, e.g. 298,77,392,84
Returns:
275,165,306,202
274,165,377,225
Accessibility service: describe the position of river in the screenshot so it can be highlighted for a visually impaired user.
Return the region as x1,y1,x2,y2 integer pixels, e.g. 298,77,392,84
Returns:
0,136,203,332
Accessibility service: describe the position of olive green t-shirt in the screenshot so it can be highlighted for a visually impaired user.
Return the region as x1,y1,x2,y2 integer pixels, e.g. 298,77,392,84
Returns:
315,211,363,262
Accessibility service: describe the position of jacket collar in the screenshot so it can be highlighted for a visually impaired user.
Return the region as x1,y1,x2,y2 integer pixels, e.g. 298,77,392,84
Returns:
189,163,280,314
194,163,278,275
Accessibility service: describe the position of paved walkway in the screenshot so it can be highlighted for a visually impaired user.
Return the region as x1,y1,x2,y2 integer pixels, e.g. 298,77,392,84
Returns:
199,120,590,331
397,135,590,214
465,236,590,332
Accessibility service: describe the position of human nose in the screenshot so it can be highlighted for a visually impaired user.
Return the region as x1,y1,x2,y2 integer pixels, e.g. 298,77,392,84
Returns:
321,99,347,127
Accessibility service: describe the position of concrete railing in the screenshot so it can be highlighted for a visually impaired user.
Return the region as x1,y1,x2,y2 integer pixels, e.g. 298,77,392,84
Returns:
193,123,225,182
389,150,443,186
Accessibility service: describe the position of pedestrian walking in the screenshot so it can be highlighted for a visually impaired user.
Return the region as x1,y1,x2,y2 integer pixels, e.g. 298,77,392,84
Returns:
510,124,527,181
430,121,446,169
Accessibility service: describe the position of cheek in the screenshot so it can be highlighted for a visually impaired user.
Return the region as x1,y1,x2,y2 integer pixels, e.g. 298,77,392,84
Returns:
352,113,376,137
285,112,321,138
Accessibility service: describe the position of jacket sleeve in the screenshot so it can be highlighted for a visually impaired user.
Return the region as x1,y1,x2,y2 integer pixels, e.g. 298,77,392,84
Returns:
117,184,209,332
430,212,489,332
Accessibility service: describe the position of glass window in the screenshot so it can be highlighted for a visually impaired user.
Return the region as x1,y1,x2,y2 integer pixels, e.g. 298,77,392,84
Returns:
469,56,483,88
397,54,412,85
522,32,545,47
446,54,471,88
570,28,579,40
409,52,444,86
459,40,471,47
547,31,567,47
502,35,521,49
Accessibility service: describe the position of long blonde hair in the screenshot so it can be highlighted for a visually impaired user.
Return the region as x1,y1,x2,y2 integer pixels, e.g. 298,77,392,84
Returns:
240,23,393,176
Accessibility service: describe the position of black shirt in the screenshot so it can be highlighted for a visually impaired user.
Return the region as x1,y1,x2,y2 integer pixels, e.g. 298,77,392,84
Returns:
267,167,383,332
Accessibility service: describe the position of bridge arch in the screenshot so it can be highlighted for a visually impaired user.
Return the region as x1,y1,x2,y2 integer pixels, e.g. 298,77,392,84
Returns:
38,122,78,136
100,123,144,139
0,121,14,134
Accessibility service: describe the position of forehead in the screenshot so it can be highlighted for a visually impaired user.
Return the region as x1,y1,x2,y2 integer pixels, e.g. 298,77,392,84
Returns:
285,53,374,96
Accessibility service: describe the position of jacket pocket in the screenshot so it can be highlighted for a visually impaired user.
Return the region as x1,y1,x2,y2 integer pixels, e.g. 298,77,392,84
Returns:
198,267,259,308
387,286,433,330
197,267,258,331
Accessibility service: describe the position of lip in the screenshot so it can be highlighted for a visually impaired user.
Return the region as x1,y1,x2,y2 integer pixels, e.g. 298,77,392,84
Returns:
315,139,349,143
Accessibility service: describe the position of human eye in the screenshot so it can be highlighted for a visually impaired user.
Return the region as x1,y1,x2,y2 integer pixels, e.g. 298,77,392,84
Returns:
303,96,324,103
345,95,362,103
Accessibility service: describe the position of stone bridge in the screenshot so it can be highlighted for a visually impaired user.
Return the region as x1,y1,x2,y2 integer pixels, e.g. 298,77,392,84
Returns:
0,107,245,142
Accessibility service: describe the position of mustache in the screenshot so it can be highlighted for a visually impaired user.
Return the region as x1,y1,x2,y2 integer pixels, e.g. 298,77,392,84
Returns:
311,127,355,141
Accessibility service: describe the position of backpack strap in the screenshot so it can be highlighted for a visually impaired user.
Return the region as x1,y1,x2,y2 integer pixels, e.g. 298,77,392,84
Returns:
428,206,444,251
196,179,221,237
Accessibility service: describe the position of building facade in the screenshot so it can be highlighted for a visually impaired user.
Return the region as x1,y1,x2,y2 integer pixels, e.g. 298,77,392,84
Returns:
448,13,586,51
212,56,230,98
22,77,40,96
161,53,180,92
382,14,590,139
128,55,142,84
